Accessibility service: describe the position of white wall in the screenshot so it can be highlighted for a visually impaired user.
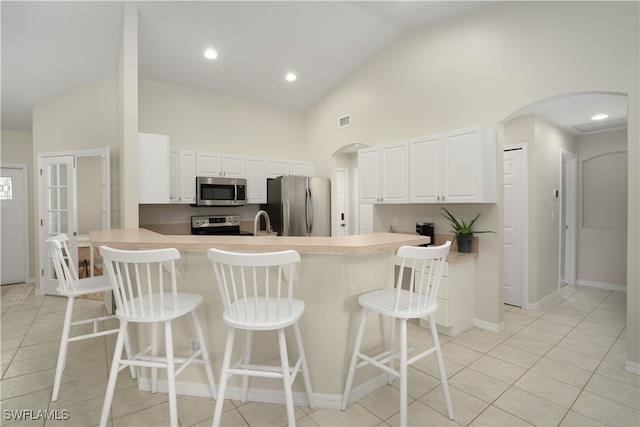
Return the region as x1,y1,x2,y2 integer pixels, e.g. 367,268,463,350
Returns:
302,1,639,365
138,79,306,160
577,129,628,289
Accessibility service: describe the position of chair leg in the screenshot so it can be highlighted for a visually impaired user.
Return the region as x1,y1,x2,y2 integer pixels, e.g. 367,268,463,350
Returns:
399,319,408,427
52,296,75,401
123,327,137,379
100,320,128,427
212,328,236,427
387,316,396,385
278,328,296,427
241,330,252,402
429,315,454,420
191,310,217,399
293,322,314,409
151,322,158,393
341,307,368,411
164,321,178,427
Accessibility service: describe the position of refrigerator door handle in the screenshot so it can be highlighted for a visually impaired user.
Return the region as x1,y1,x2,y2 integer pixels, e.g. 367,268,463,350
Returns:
306,182,313,235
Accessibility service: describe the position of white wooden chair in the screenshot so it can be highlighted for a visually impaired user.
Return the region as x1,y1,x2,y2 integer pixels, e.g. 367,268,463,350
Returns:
341,241,453,426
99,246,217,427
207,248,315,427
45,234,136,402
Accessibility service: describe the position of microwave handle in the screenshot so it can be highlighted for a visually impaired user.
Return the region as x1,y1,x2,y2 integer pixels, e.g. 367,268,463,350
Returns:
233,181,238,204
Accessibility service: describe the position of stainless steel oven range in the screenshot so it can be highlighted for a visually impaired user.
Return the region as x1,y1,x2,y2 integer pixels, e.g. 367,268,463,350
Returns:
190,215,252,235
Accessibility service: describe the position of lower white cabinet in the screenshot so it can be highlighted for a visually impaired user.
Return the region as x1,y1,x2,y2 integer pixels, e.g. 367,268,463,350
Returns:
416,256,475,336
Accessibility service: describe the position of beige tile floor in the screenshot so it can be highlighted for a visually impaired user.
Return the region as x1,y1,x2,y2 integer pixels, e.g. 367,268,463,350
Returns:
1,285,638,426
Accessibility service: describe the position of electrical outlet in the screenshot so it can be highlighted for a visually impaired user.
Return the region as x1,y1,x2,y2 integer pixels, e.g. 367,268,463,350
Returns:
159,213,165,223
189,338,199,353
392,217,398,226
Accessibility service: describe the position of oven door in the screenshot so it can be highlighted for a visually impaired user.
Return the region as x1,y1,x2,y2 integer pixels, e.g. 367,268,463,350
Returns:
196,177,246,206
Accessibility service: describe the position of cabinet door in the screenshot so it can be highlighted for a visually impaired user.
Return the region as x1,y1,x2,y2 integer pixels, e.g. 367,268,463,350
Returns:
138,133,170,204
245,157,267,204
441,127,483,203
179,150,196,204
380,141,409,203
222,154,245,178
196,152,222,177
410,135,441,203
291,161,313,177
358,148,380,203
169,150,179,203
267,159,290,178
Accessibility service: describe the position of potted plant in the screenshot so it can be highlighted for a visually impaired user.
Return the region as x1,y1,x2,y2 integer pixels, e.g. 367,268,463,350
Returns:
440,207,495,253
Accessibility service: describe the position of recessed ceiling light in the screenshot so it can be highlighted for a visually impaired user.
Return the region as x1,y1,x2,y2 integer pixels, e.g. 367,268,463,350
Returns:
204,48,218,60
591,113,609,121
285,73,297,82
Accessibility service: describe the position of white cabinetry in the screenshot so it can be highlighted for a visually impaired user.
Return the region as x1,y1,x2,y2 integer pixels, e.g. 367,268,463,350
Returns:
168,150,196,204
169,150,196,204
290,161,313,177
358,140,409,204
416,257,475,336
409,125,496,203
245,157,267,204
139,133,170,204
267,159,313,178
196,152,245,178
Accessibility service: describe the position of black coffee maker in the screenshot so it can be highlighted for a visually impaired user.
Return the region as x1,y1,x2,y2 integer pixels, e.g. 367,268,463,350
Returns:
415,222,435,247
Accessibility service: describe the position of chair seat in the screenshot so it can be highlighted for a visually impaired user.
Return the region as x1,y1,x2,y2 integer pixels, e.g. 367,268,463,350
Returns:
116,292,203,323
358,288,439,319
57,275,113,297
223,298,305,330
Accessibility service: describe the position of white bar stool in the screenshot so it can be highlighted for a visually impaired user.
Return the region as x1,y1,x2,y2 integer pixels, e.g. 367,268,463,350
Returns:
207,248,315,427
99,246,217,427
342,241,454,426
45,234,136,402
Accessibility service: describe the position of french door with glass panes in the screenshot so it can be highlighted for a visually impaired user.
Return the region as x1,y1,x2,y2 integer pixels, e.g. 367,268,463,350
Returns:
39,155,77,295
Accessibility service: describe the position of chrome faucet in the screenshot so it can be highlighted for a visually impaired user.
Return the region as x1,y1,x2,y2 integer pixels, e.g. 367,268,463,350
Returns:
253,210,273,236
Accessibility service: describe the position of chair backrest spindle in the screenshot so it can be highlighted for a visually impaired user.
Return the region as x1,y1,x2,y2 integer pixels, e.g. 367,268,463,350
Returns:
208,248,301,326
393,241,451,316
100,246,181,320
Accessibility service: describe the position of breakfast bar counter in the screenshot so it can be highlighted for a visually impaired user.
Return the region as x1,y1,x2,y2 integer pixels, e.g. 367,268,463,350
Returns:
90,229,429,408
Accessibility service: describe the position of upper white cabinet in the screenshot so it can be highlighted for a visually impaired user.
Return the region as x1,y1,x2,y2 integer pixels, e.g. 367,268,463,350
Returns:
196,152,245,178
267,159,313,178
290,161,313,177
245,156,267,204
267,159,290,178
178,150,197,204
358,140,409,204
409,125,496,204
170,150,196,204
139,133,170,204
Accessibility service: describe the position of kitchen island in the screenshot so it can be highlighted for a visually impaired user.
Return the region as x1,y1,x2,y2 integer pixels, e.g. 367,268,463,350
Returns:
90,229,429,408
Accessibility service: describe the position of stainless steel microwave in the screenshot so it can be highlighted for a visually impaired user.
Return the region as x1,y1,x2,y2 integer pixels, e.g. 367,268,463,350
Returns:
195,177,247,206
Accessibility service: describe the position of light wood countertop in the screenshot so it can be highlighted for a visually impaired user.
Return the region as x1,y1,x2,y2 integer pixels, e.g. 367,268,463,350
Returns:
89,228,431,254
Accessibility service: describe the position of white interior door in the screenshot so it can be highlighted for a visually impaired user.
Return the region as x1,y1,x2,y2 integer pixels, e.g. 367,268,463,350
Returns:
503,146,527,307
39,155,77,295
336,168,347,236
1,165,29,284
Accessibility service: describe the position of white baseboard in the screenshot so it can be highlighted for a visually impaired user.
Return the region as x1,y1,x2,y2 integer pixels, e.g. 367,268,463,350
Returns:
474,318,504,333
137,373,388,410
625,360,640,375
525,289,560,311
576,279,627,293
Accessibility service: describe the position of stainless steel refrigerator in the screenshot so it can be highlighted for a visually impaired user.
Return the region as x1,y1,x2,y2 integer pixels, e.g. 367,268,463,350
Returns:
262,176,331,236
